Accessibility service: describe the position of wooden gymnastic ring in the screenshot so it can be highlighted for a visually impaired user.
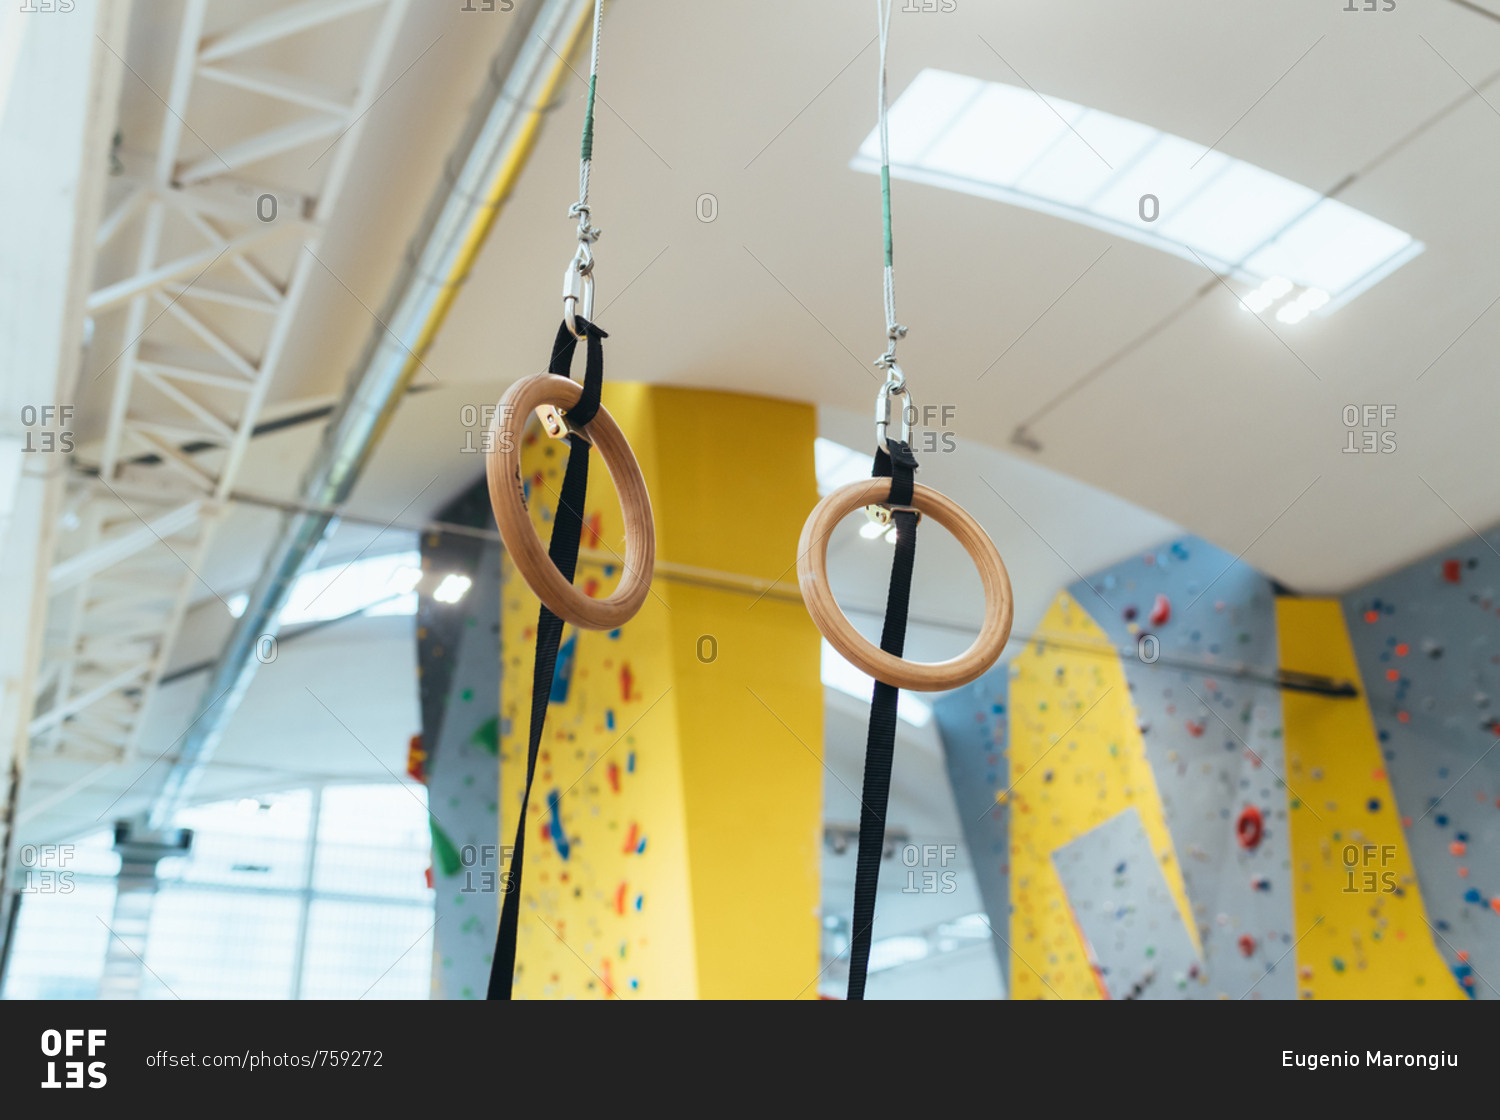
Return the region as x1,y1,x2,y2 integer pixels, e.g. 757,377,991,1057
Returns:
796,478,1013,692
486,373,655,631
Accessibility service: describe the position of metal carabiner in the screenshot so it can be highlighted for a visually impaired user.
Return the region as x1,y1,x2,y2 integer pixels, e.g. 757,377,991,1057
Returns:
874,371,910,449
866,373,920,528
562,244,595,338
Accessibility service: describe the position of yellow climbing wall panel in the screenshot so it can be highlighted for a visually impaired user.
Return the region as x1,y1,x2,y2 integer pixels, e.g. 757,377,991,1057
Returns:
1008,591,1197,999
499,384,822,999
1275,597,1463,999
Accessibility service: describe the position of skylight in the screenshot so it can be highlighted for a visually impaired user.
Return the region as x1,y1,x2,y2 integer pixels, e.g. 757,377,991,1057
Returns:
854,69,1422,316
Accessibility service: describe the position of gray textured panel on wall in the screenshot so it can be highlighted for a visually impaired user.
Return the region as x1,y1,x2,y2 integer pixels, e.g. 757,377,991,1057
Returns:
425,542,503,1000
1342,532,1500,999
933,674,1009,993
1053,807,1200,1000
1071,537,1294,999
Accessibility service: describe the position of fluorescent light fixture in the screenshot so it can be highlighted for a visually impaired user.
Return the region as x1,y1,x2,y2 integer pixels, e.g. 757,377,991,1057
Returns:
433,573,473,604
822,639,932,727
854,69,1422,315
227,593,248,619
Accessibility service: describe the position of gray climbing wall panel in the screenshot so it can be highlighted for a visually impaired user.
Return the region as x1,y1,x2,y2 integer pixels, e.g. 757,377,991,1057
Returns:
1052,807,1199,1000
933,675,1009,993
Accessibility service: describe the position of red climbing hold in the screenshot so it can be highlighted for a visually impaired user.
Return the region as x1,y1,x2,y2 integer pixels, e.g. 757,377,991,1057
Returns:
620,663,634,702
1236,805,1264,850
1149,593,1171,627
607,761,620,793
1443,559,1462,584
1238,933,1257,957
1185,720,1205,738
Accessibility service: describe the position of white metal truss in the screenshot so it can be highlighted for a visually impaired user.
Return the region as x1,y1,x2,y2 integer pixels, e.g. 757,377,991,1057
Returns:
28,0,412,769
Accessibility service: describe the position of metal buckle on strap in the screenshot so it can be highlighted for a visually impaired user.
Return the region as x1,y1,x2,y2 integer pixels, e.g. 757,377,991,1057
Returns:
534,403,591,445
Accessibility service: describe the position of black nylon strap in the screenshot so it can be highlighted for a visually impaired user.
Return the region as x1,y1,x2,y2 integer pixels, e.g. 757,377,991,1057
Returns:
846,438,918,1000
487,317,606,1000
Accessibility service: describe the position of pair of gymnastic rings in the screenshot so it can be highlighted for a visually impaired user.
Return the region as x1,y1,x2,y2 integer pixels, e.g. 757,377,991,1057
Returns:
483,345,1013,693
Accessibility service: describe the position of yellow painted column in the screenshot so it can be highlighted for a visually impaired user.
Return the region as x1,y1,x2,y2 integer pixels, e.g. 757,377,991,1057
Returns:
499,385,822,999
1276,598,1463,999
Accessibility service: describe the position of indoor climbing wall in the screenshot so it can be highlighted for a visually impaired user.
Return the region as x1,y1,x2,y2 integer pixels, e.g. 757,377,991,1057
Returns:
499,384,823,999
936,532,1470,998
416,481,504,1000
1069,538,1295,999
1003,591,1198,999
1337,532,1500,998
1277,598,1462,999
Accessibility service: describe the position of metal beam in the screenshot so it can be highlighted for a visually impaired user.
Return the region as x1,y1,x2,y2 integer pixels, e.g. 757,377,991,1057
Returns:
48,500,203,593
198,0,387,64
150,0,599,826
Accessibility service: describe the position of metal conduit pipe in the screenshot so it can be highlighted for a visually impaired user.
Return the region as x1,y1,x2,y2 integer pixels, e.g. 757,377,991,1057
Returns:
148,0,597,827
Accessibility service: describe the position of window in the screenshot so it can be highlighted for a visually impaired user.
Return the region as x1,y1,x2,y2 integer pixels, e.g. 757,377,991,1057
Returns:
2,783,436,1000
